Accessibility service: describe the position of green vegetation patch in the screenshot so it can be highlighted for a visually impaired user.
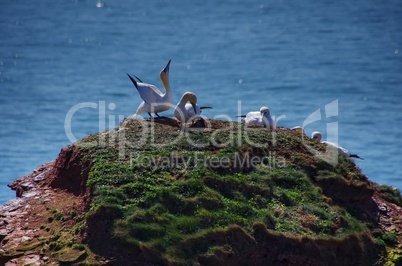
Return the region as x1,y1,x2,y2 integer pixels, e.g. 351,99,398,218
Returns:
377,185,402,207
77,119,379,264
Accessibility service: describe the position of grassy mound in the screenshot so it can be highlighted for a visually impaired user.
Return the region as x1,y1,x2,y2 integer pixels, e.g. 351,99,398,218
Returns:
71,118,381,264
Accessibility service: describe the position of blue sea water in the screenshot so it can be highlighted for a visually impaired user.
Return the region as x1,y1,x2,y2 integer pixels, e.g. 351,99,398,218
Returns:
0,0,401,204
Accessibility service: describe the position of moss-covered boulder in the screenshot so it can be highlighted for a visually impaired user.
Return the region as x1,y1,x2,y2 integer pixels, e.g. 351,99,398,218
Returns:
2,118,402,265
75,118,382,264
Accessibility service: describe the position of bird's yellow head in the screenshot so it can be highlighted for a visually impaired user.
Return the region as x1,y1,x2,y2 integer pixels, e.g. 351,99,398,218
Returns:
311,131,322,142
182,92,198,113
260,106,270,116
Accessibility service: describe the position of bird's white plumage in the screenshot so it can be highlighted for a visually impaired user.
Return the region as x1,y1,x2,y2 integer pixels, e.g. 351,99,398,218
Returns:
311,131,361,159
136,82,165,104
128,60,173,117
291,126,303,130
291,126,305,134
322,141,349,155
243,106,275,130
174,92,200,123
184,102,202,117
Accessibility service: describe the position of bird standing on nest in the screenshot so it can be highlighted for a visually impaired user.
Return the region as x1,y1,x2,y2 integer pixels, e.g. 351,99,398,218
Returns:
127,59,173,119
311,131,363,159
238,106,275,130
174,91,212,127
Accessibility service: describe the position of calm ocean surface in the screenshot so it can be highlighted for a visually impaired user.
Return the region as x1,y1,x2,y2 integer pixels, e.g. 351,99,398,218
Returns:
1,0,401,204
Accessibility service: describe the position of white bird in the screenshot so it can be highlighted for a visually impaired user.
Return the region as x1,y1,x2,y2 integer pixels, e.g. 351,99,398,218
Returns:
238,106,275,130
127,59,173,118
311,131,363,159
291,126,305,135
174,92,212,123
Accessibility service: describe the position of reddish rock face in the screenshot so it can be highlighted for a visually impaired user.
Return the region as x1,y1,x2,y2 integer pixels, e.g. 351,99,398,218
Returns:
0,148,91,265
48,146,92,196
1,162,55,265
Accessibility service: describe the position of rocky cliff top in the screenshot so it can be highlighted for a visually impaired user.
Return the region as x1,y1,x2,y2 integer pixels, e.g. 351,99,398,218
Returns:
1,118,402,265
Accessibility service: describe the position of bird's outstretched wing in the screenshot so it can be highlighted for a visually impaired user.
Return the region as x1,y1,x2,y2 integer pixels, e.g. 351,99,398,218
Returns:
127,73,164,104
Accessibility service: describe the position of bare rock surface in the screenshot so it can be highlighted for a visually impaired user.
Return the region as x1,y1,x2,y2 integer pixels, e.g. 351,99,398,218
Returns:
0,147,92,265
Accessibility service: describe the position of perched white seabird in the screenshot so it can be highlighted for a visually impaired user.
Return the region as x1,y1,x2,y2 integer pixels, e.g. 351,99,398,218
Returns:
291,126,305,135
238,106,275,130
174,92,212,124
311,131,363,159
127,59,173,118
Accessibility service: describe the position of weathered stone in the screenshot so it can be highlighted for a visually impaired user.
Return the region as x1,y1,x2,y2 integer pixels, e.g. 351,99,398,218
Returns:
16,239,43,252
0,228,7,241
4,254,43,266
33,172,47,182
0,249,24,263
57,249,86,263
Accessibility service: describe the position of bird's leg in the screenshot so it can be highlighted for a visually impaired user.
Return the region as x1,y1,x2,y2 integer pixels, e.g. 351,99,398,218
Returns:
176,120,186,131
147,112,154,120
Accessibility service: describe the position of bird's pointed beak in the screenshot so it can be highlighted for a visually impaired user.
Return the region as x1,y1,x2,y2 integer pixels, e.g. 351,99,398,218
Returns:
160,60,171,90
191,102,197,114
126,73,138,89
163,59,171,75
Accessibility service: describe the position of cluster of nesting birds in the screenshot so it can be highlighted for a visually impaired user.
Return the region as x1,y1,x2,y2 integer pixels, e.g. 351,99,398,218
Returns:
127,60,362,160
127,60,274,129
127,60,208,125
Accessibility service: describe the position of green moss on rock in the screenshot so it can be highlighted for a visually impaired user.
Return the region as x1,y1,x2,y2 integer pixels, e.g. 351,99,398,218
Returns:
69,118,383,264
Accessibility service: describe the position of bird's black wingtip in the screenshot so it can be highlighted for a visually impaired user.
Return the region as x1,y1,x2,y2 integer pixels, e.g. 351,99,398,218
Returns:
126,73,138,89
350,154,364,160
133,74,143,83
